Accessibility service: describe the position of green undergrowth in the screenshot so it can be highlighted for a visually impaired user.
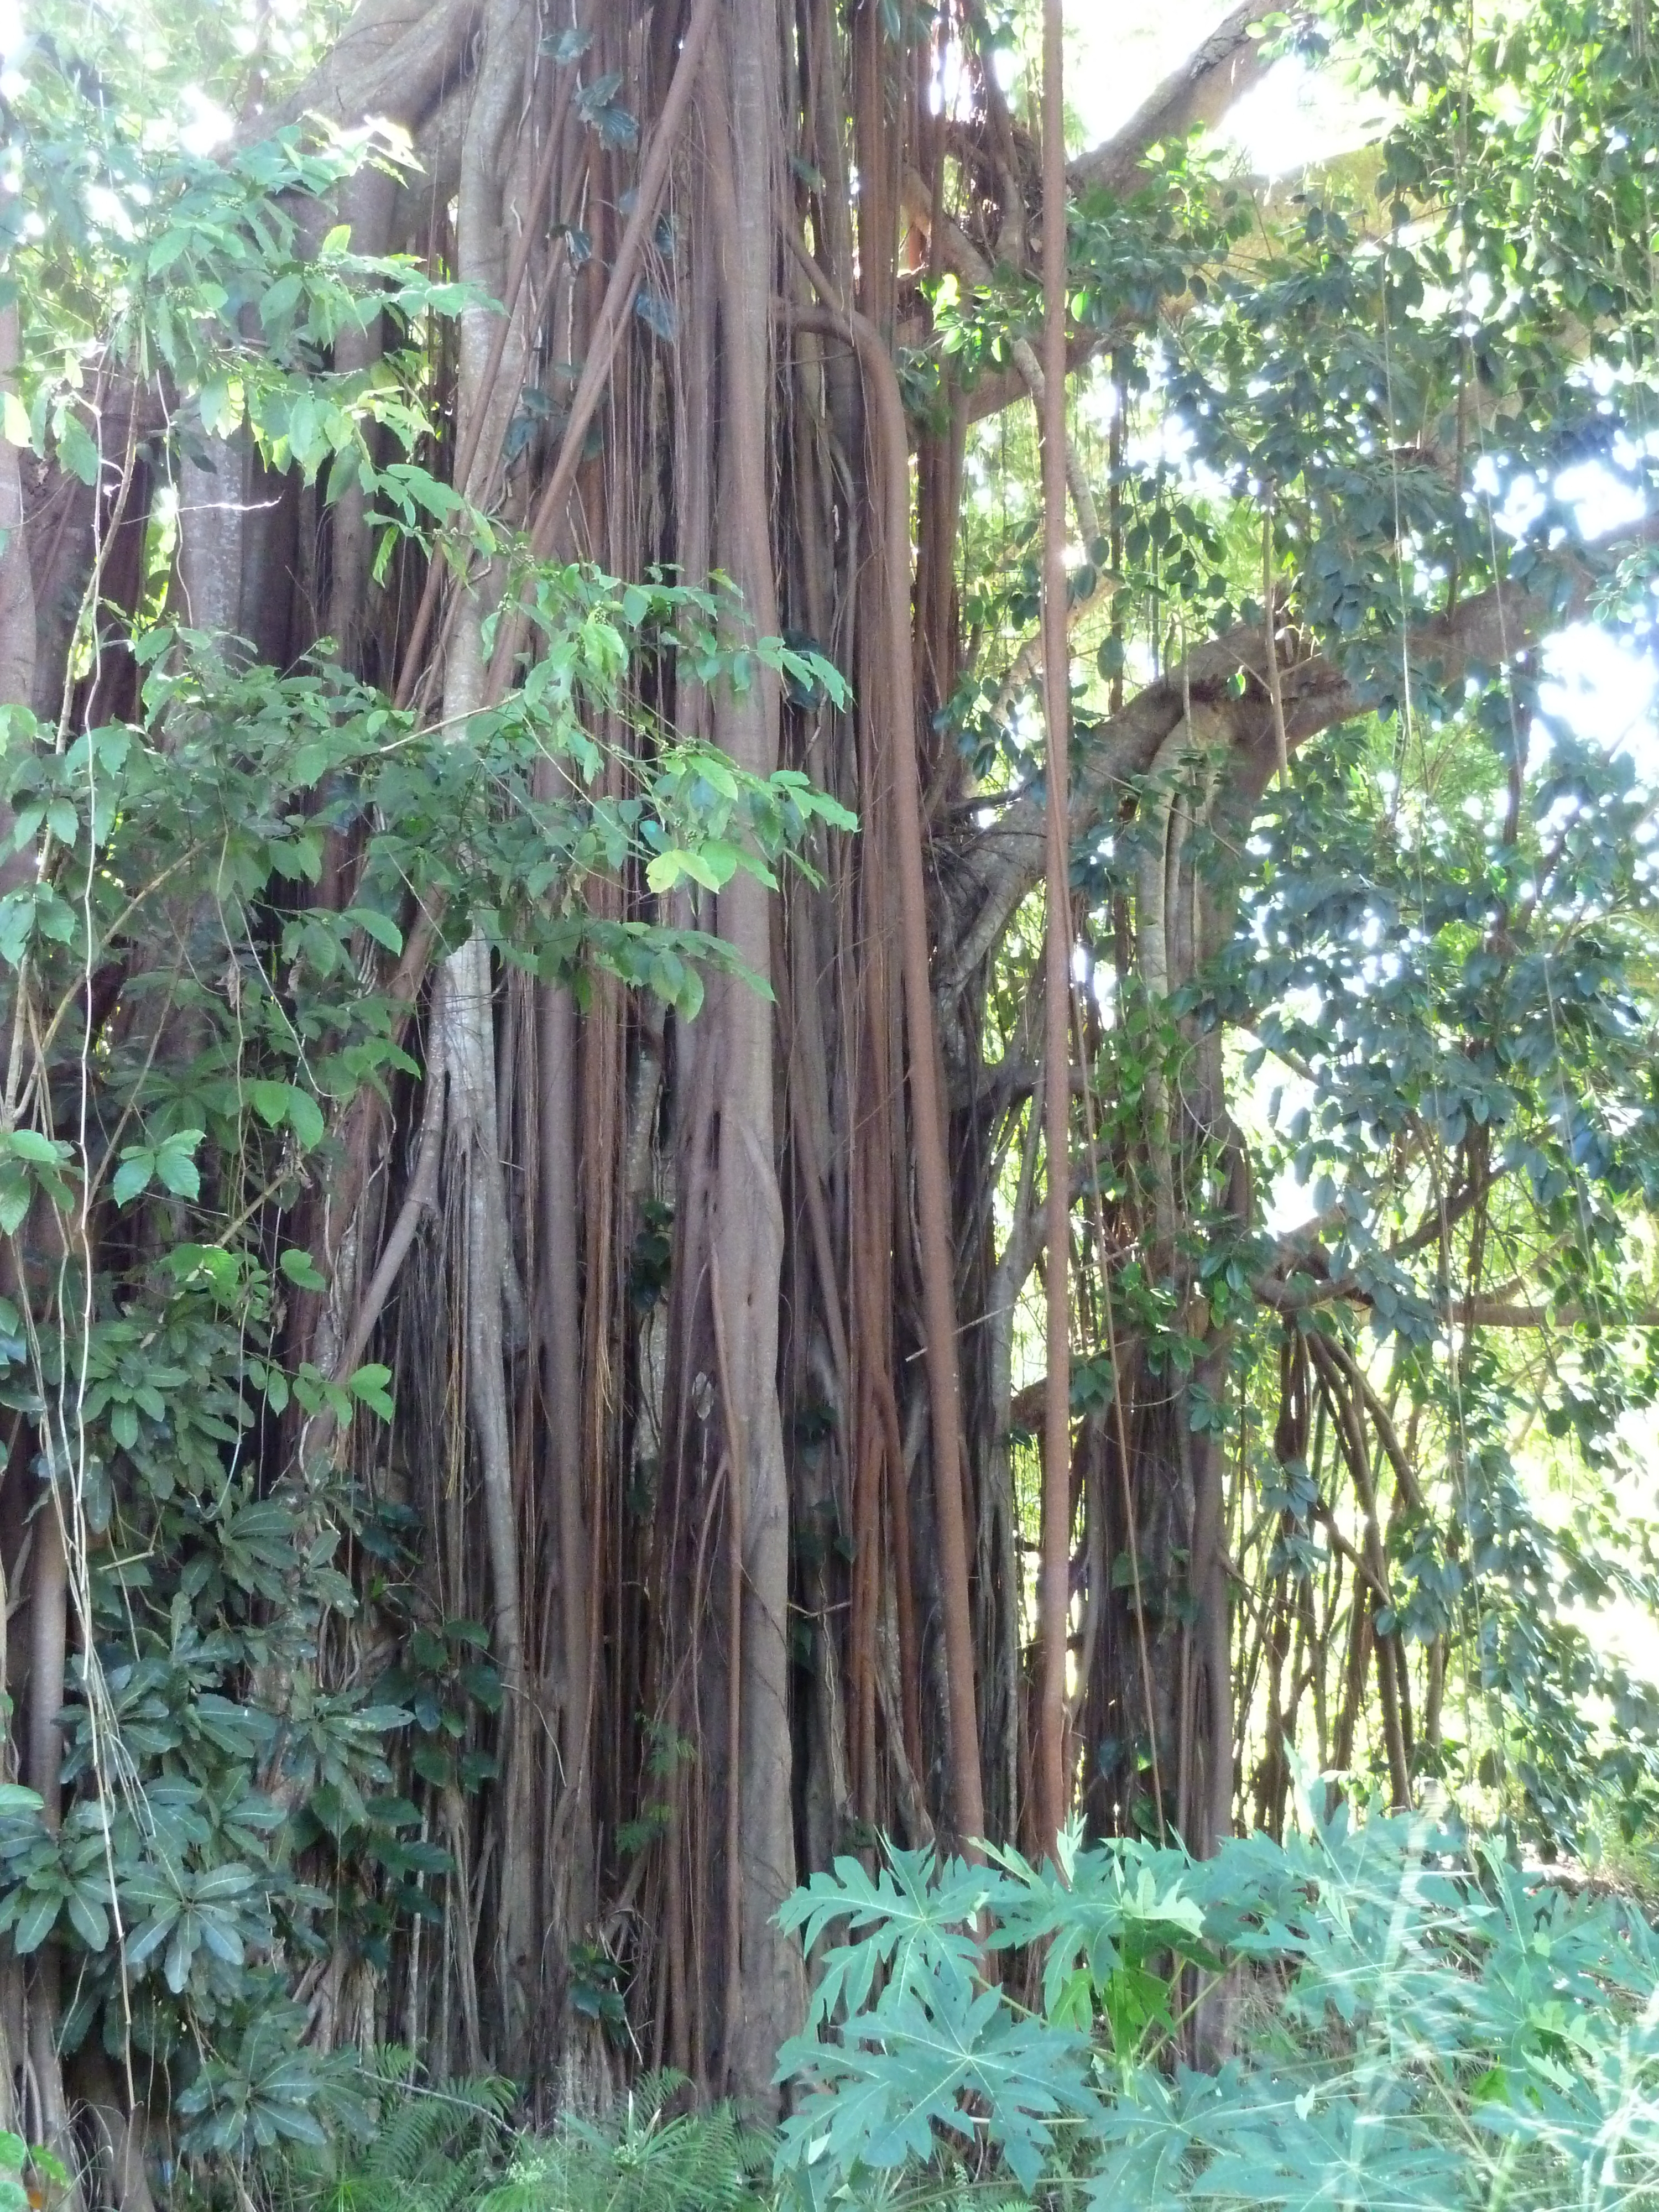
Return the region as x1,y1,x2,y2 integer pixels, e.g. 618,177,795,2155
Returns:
241,1788,1659,2212
772,1786,1659,2212
239,2064,768,2212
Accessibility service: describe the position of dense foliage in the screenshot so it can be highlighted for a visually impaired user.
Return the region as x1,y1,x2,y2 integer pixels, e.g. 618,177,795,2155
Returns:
0,26,852,2152
777,1806,1659,2212
232,1815,1659,2212
0,596,839,2150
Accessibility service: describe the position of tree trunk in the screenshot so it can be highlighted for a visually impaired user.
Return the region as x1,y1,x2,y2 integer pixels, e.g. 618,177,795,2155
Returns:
697,0,802,2098
1036,0,1073,1860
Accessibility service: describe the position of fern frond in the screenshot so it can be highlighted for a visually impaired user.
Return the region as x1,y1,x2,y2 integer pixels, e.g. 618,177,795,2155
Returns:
479,2075,770,2212
256,2052,515,2212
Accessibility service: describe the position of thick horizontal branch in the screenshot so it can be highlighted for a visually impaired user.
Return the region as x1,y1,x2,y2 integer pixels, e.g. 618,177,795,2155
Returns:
936,544,1634,1000
1455,1298,1659,1329
1262,1158,1493,1311
1067,2,1272,201
963,327,1126,427
1255,1265,1659,1333
236,0,479,143
912,2,1272,434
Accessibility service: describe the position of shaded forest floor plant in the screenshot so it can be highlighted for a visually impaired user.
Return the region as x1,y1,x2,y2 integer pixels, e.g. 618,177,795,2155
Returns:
775,1793,1659,2212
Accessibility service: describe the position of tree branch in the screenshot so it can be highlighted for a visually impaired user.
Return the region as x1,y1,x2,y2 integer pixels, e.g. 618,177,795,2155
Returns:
236,0,479,143
1454,1298,1659,1329
982,559,1117,731
901,168,1105,546
938,542,1641,1000
1067,2,1271,201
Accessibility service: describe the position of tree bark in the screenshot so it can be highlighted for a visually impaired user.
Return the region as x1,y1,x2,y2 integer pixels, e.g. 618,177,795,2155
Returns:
1036,0,1073,1861
26,1504,80,2198
0,293,35,721
433,0,540,2069
701,0,802,2099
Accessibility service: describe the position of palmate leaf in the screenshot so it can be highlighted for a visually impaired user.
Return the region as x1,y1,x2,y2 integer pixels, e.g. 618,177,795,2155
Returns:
1163,2065,1469,2212
1081,2067,1196,2212
984,1825,1209,2020
1090,2062,1471,2212
778,1976,1097,2194
776,1801,1659,2212
777,1844,989,2028
1469,1977,1659,2192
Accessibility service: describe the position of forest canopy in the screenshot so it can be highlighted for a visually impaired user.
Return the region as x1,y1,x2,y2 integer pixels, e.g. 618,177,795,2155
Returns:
0,0,1657,2185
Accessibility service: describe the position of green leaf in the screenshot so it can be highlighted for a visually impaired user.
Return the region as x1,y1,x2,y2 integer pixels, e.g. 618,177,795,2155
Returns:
191,1863,256,1903
0,393,28,450
778,1978,1097,2193
12,1891,59,1954
259,270,304,326
285,1090,326,1151
345,906,403,954
123,1910,180,1973
279,1248,327,1293
646,848,723,895
155,1130,204,1199
249,1082,326,1150
347,1364,394,1421
111,1151,154,1208
66,1888,109,1952
248,1080,290,1128
56,414,100,487
164,1913,197,1992
8,1130,65,1166
0,1172,28,1237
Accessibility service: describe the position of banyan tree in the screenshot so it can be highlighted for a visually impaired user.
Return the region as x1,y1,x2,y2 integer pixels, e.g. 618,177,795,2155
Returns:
0,0,1657,2173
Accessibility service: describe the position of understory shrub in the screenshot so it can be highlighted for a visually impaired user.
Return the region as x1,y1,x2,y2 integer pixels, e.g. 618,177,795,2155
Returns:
774,1786,1659,2212
238,1791,1659,2212
248,2067,766,2212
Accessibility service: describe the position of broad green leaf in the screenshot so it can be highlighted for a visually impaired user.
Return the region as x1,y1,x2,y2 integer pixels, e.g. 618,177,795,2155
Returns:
0,1172,28,1237
155,1130,205,1199
279,1248,327,1292
646,848,721,895
111,1151,154,1209
347,1363,394,1420
8,1130,65,1166
284,1090,326,1151
12,1891,59,1954
56,414,100,487
65,1888,109,1952
345,906,402,954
